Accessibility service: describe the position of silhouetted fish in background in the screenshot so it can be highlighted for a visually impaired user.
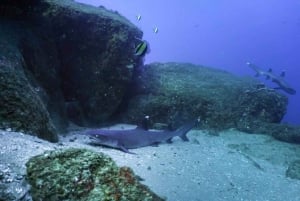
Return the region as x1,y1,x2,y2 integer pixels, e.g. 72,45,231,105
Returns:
247,62,296,95
136,14,142,21
83,118,200,153
153,27,159,33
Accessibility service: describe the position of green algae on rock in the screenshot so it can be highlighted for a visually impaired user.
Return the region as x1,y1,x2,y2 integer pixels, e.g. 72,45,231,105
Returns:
0,23,58,142
118,62,288,133
26,148,165,201
1,0,143,137
286,160,300,180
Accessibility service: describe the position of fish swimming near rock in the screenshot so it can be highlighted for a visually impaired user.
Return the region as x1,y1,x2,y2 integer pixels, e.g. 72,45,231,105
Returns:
247,62,296,95
134,39,150,57
84,118,200,153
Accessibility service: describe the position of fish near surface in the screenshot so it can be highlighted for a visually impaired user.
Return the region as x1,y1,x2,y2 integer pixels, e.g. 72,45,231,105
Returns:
84,119,200,153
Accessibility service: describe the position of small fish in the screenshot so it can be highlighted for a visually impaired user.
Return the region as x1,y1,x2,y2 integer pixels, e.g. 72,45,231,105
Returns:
134,40,150,57
136,14,142,21
153,27,158,33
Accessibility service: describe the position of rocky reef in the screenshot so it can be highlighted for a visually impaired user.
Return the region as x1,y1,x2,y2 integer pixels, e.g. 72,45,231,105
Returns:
2,1,300,200
0,0,299,145
286,160,300,180
0,0,142,141
116,62,300,143
0,163,30,201
118,63,286,127
0,20,58,142
26,148,165,201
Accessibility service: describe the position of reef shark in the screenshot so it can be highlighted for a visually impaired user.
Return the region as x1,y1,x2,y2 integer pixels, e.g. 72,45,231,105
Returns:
247,62,296,95
84,118,200,153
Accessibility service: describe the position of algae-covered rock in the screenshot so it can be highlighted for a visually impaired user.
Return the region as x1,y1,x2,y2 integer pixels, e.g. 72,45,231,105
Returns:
286,160,300,180
0,164,30,201
0,0,143,137
28,0,143,126
119,62,287,130
237,121,300,144
0,21,58,142
26,148,165,201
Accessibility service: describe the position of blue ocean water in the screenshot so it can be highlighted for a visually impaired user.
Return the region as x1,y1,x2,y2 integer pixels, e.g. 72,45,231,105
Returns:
76,0,300,125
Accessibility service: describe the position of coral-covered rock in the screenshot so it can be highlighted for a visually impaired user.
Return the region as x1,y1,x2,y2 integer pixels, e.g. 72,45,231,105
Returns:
0,164,30,201
118,62,288,130
27,0,142,126
0,0,143,140
286,160,300,180
0,23,58,142
26,148,165,201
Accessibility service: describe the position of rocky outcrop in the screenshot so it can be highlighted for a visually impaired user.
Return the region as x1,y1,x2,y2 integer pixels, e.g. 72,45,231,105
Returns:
116,62,300,143
117,62,288,131
26,0,142,126
237,121,300,144
0,22,58,142
1,1,298,145
0,163,30,201
0,0,142,141
26,148,165,201
286,160,300,180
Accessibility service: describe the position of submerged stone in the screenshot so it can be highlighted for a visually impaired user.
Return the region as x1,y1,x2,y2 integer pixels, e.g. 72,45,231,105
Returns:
0,164,31,201
0,23,58,142
0,0,143,140
26,148,165,201
119,62,287,130
286,160,300,180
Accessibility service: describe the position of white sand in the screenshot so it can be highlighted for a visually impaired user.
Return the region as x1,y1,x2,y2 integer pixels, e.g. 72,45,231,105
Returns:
1,126,300,201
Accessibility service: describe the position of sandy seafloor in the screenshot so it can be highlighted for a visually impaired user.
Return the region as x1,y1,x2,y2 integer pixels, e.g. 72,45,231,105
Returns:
1,124,300,201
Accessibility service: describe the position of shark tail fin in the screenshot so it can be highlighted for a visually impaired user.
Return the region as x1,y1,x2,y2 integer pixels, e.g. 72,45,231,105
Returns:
180,133,189,141
176,118,200,141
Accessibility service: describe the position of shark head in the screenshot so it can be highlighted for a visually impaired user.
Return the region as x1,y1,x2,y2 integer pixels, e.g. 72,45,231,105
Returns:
84,130,119,148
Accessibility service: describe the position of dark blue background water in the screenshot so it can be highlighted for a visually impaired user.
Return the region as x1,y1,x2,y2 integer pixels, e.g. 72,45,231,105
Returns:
76,0,300,125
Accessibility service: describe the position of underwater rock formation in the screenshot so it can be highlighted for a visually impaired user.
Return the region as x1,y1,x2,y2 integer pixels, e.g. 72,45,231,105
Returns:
0,0,142,140
118,62,288,130
286,160,300,180
237,121,300,144
0,164,30,201
0,22,58,142
29,0,142,126
26,148,165,201
1,0,297,144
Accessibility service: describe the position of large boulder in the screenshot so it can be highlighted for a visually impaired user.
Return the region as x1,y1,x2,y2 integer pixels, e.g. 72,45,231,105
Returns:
117,62,288,130
0,0,142,141
286,160,300,180
0,163,30,201
0,21,58,142
26,148,165,201
26,0,143,126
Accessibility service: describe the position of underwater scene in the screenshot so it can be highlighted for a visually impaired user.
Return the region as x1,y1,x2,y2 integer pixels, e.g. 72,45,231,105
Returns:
1,0,300,200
